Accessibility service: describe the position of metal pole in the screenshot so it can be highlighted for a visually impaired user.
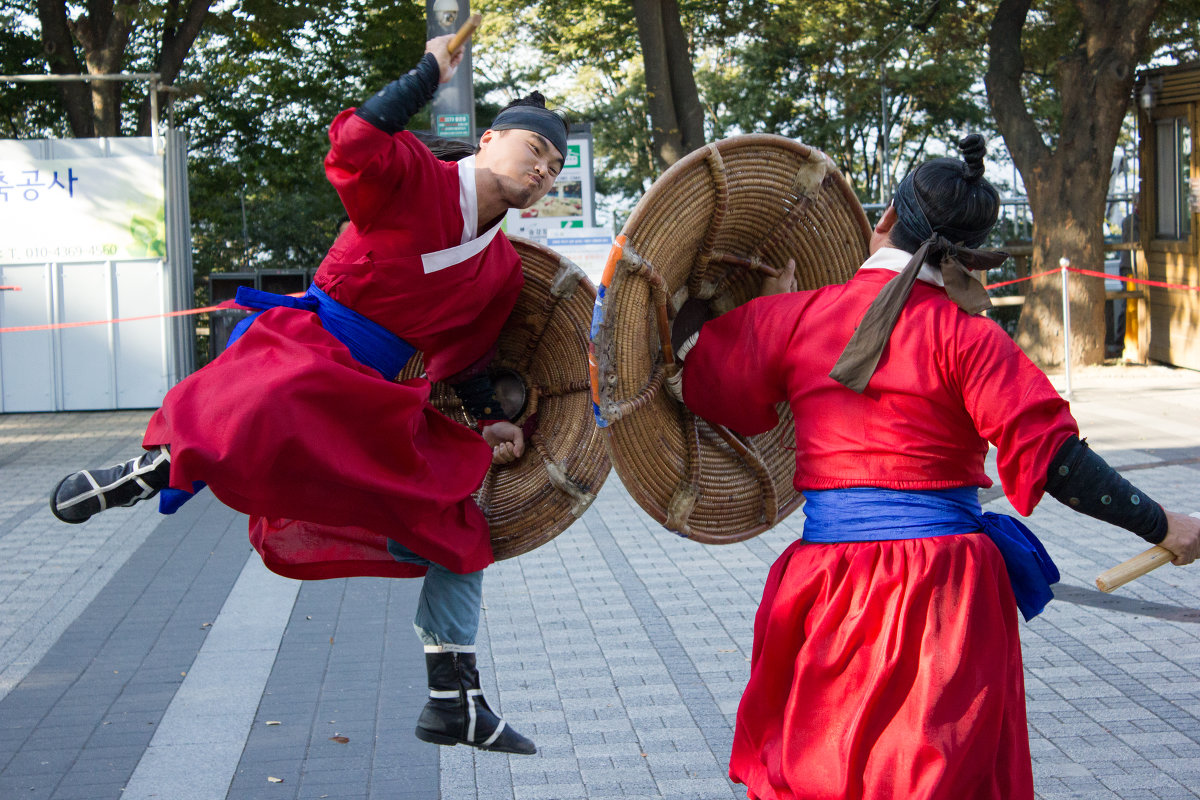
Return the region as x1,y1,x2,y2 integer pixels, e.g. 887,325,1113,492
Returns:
879,63,889,204
1060,256,1073,399
427,0,476,145
150,77,160,152
1,72,164,145
0,73,162,82
239,188,250,269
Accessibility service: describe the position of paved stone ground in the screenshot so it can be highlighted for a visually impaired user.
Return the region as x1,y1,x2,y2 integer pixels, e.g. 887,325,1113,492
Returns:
0,363,1197,799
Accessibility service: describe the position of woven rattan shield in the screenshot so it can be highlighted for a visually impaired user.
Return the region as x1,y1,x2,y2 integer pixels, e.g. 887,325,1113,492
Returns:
589,134,871,544
397,236,610,559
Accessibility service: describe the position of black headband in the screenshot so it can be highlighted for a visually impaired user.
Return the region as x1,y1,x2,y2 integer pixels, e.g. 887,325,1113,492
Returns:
489,106,569,165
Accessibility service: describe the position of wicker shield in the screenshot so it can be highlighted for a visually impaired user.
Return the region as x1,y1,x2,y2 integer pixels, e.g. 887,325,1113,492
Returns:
589,134,871,544
397,237,610,559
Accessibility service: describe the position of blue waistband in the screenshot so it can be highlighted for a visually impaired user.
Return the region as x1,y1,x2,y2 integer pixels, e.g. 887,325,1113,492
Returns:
802,487,1059,622
232,284,415,380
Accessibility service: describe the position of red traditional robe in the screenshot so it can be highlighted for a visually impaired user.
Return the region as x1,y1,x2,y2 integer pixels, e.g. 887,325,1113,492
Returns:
683,248,1079,800
143,111,523,580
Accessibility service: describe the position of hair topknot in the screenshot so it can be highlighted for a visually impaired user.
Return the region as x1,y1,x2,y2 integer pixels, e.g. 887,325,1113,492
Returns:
958,134,987,182
502,91,547,111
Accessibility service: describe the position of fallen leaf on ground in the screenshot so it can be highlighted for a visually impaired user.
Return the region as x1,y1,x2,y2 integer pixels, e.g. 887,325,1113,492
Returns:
267,776,283,783
329,736,350,744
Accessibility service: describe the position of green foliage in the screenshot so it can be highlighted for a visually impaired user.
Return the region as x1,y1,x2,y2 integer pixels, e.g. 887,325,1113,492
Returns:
994,0,1200,154
0,1,70,138
694,1,995,203
473,1,778,215
472,0,996,214
1150,0,1200,61
3,0,426,315
8,0,1200,309
176,0,426,298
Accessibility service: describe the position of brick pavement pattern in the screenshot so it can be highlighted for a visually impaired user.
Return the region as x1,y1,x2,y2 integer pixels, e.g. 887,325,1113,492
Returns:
0,364,1197,799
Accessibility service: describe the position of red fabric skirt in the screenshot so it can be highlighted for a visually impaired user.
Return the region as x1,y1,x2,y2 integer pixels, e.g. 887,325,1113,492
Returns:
730,533,1033,800
143,307,494,579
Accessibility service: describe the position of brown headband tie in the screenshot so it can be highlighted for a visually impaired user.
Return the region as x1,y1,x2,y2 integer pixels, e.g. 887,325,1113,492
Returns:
828,236,1008,394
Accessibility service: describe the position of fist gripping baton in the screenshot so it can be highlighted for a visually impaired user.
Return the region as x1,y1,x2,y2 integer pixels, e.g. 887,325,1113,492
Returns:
448,13,482,54
1095,511,1200,593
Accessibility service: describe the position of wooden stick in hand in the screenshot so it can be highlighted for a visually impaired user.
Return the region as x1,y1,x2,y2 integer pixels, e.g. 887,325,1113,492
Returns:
449,13,482,54
1095,512,1200,593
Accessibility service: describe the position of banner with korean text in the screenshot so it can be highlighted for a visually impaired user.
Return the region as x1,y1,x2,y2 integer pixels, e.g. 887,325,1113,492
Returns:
0,155,165,265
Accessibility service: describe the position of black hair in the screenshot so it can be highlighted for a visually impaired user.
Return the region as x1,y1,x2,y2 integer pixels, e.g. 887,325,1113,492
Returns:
890,133,999,253
411,130,477,163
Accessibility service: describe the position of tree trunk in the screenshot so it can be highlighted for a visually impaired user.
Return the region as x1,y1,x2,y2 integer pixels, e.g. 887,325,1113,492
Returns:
660,0,704,155
36,0,93,136
135,0,214,136
1015,171,1109,365
71,0,138,137
632,0,704,170
35,0,211,138
985,0,1161,366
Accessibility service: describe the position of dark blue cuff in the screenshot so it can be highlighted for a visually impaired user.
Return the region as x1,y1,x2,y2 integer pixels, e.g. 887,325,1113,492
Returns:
356,52,440,135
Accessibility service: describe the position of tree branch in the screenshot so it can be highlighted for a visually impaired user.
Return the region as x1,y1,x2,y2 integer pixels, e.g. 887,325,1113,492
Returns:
984,0,1049,175
35,0,92,136
137,0,215,135
660,0,704,153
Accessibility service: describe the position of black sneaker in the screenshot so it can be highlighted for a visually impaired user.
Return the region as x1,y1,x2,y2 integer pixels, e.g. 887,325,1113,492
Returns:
51,446,170,524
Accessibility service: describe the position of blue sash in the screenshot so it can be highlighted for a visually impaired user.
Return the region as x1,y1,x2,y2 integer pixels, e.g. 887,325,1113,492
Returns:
802,487,1059,622
229,283,416,380
158,283,417,515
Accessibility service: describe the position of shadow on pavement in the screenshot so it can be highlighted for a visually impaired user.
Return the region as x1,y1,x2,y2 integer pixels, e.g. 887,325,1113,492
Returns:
1053,582,1200,623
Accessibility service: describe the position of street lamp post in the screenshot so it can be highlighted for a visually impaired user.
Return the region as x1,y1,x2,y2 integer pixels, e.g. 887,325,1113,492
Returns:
427,0,476,145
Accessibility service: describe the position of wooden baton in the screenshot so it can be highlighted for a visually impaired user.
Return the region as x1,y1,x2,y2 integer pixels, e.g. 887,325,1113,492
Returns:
448,13,482,55
1094,511,1200,593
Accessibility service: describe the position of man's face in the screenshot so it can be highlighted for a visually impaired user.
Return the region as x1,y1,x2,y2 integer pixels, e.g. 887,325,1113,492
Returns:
476,128,565,210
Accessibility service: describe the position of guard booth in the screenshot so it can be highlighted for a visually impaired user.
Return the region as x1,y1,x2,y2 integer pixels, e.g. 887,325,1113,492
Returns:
1134,63,1200,370
0,132,195,411
205,268,308,359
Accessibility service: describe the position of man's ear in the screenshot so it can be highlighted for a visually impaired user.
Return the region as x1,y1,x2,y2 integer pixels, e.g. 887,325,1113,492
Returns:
875,204,898,235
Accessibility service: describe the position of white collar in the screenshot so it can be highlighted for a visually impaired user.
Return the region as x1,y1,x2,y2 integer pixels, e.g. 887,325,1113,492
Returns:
457,155,478,245
859,246,944,287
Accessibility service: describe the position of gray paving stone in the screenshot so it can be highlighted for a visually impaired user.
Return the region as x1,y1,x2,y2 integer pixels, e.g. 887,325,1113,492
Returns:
3,367,1200,799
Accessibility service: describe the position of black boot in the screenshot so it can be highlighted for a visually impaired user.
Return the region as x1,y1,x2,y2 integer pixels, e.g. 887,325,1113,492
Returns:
50,446,171,524
414,646,536,755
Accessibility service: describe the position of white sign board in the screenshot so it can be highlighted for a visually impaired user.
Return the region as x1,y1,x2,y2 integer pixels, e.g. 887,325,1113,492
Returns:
0,155,166,264
544,227,614,286
0,135,190,412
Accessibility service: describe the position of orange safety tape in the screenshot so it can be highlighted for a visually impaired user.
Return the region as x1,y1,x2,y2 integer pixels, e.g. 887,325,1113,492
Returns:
983,267,1059,290
983,266,1199,293
0,291,307,334
1066,266,1200,292
0,303,226,334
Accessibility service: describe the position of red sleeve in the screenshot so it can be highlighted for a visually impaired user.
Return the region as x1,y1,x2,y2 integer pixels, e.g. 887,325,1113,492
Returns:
955,320,1079,515
681,295,803,435
324,112,432,229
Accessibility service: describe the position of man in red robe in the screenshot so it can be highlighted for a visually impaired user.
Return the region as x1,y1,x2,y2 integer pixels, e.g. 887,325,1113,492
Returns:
676,135,1200,799
50,35,570,755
